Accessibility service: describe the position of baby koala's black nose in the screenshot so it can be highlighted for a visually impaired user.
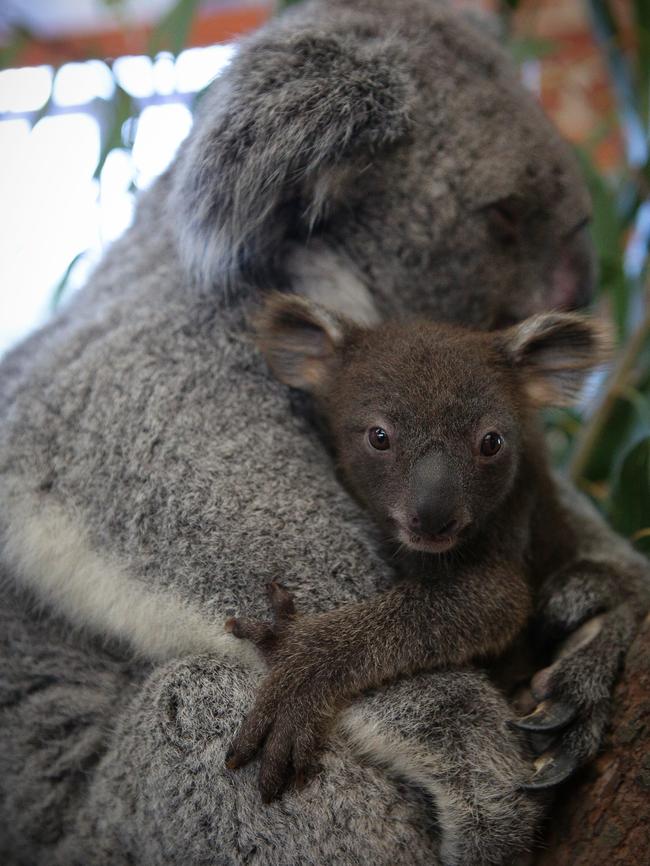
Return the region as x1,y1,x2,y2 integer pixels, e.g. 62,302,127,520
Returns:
410,452,462,538
410,509,460,539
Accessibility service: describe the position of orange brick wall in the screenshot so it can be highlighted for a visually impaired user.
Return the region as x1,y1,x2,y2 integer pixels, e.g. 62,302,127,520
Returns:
455,0,628,170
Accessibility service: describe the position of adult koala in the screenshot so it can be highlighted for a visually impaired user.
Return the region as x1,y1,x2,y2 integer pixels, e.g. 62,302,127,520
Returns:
1,1,647,864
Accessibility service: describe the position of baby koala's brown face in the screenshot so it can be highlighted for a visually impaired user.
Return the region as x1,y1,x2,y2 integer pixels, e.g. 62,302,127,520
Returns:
321,323,523,553
255,294,608,555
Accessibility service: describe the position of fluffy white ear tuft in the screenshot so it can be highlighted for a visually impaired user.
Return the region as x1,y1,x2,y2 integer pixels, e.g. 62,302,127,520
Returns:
502,313,612,406
253,293,347,392
169,27,415,295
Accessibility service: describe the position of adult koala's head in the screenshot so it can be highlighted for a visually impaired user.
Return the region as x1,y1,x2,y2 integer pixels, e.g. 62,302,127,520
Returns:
169,0,594,328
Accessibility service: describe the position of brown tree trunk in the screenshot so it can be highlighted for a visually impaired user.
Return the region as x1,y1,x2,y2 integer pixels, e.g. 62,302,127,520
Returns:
535,613,650,865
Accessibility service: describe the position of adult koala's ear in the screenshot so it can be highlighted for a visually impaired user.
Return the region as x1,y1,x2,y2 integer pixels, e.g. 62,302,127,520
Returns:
169,24,415,292
253,293,348,392
502,313,612,406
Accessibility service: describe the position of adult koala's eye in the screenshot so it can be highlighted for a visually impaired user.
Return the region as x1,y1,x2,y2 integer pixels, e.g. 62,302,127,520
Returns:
480,432,503,457
486,197,522,244
368,427,390,451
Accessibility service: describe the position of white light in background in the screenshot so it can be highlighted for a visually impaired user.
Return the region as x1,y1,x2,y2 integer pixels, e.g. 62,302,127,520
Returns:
0,113,101,353
99,148,136,243
0,65,53,113
153,53,176,96
113,55,155,98
521,60,541,96
131,102,193,188
32,112,101,178
175,44,236,92
0,44,236,358
625,201,650,279
53,60,115,106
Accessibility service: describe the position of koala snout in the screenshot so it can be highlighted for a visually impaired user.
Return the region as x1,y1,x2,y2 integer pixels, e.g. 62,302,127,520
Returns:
411,453,463,538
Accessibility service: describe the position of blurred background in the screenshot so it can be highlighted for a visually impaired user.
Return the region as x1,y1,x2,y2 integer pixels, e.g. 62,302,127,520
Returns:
0,0,648,551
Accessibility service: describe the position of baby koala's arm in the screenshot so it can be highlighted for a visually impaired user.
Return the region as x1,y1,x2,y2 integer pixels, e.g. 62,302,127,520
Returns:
225,565,532,802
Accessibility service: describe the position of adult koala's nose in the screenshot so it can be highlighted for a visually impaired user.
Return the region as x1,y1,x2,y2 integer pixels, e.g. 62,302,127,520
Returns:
549,224,596,311
409,453,463,538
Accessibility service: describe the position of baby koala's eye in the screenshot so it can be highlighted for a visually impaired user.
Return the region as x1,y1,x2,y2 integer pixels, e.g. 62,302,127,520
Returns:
368,427,390,451
480,431,503,457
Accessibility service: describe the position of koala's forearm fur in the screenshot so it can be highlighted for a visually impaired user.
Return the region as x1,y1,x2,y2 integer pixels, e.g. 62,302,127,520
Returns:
276,563,532,703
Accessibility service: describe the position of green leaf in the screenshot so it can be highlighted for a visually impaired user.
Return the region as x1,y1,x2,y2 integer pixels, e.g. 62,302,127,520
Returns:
609,435,650,554
149,0,201,57
94,83,133,180
509,37,555,65
50,251,87,311
573,147,633,337
633,0,650,131
0,25,31,70
587,0,646,160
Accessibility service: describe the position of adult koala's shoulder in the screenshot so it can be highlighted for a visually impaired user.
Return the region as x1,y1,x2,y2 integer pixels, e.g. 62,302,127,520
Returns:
169,0,593,325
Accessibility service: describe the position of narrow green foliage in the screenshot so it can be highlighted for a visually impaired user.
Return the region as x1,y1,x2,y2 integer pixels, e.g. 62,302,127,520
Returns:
508,37,555,65
149,0,201,57
0,25,31,70
94,84,133,180
50,252,87,311
610,436,650,554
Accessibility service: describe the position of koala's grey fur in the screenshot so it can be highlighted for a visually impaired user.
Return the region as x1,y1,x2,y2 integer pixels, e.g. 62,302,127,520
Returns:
0,1,647,864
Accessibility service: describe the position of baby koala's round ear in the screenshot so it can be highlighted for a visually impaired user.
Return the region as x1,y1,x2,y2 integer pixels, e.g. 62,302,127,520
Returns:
501,312,613,406
252,293,347,392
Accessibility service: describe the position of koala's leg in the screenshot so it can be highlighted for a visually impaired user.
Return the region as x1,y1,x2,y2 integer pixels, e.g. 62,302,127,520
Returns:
513,475,650,789
339,670,543,866
515,563,642,788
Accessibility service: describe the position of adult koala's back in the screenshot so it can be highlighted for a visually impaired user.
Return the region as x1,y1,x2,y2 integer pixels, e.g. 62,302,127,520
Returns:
0,2,596,865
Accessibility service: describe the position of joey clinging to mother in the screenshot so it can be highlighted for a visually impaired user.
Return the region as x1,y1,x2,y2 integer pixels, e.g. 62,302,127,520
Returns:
225,293,610,802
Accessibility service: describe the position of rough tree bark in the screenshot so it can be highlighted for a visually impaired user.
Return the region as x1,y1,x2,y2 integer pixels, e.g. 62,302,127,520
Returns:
535,613,650,865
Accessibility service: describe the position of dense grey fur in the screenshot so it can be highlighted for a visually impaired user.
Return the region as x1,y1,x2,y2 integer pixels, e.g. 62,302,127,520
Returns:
0,1,648,864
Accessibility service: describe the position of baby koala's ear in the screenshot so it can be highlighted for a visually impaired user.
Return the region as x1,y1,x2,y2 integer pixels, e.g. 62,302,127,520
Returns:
501,313,612,406
253,293,347,392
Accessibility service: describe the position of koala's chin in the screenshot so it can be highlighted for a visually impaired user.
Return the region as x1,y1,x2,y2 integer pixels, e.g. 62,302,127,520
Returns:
395,521,467,556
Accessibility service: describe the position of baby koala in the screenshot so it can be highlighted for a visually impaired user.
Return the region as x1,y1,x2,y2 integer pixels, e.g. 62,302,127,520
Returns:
225,292,609,802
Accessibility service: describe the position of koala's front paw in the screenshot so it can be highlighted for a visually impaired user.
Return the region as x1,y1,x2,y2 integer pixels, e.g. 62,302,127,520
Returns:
225,671,326,802
225,580,296,662
513,602,636,789
225,582,331,802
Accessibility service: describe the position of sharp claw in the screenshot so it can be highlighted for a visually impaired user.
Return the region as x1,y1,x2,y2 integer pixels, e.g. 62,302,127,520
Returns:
521,750,578,790
511,700,577,733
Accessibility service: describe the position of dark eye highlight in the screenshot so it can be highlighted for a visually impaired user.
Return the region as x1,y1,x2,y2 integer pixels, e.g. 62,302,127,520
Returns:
368,427,390,451
480,431,503,457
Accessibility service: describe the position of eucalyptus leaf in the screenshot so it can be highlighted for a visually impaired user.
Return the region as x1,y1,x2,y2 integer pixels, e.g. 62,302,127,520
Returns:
149,0,201,56
633,0,650,131
609,436,650,552
0,25,31,70
94,84,133,180
508,37,555,65
50,251,87,311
